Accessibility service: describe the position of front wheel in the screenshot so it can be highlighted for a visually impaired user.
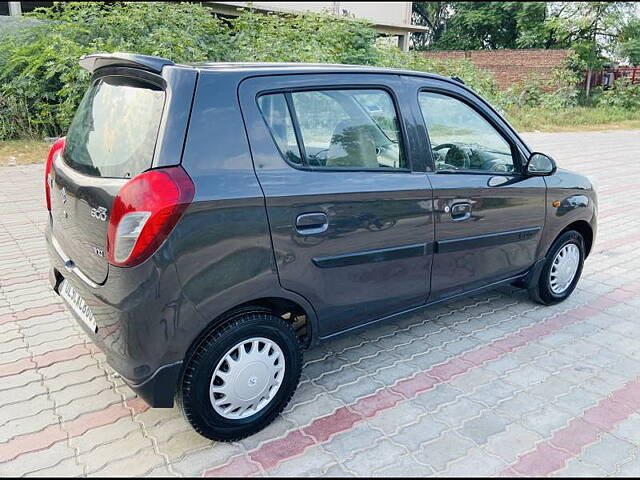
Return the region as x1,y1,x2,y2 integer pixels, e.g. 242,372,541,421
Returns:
529,230,585,305
177,312,302,441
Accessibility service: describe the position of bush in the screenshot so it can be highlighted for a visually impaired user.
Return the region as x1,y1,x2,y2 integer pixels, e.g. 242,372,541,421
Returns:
0,2,228,138
225,8,378,65
0,1,499,140
375,46,498,99
0,94,41,139
594,78,640,110
496,65,581,111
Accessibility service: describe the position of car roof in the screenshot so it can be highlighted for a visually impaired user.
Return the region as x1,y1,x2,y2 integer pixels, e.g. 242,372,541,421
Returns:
78,52,461,86
191,61,457,82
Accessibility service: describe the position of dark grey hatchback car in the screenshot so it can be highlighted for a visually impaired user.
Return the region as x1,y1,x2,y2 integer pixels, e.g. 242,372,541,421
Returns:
45,53,597,441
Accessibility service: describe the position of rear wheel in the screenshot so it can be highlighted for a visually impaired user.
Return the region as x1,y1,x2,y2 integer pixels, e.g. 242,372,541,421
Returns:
177,312,302,441
529,230,585,305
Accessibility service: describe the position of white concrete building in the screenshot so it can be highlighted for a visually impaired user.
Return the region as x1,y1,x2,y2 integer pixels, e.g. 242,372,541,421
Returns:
206,2,424,51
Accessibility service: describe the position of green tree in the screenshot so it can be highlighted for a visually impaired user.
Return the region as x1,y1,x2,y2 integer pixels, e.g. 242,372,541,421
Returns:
541,2,633,68
619,19,640,65
411,2,452,50
412,1,636,68
429,2,547,50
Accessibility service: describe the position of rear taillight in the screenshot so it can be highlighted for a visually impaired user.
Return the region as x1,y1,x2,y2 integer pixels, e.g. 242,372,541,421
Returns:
45,137,65,211
107,166,195,268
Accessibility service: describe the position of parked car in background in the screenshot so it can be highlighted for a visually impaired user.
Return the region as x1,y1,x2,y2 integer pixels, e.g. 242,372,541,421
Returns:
45,53,597,441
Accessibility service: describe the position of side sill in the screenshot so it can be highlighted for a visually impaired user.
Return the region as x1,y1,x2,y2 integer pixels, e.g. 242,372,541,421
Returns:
317,271,528,343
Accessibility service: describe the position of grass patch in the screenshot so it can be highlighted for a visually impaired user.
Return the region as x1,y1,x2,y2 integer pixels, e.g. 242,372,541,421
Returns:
505,106,640,132
0,138,51,165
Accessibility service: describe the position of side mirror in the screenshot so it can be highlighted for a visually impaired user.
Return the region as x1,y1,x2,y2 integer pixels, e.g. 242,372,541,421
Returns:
526,152,557,176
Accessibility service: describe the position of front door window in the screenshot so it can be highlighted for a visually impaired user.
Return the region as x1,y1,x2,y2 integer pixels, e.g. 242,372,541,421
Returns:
418,92,516,174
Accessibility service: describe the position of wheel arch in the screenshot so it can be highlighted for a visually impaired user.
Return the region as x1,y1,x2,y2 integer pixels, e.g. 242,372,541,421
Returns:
522,219,593,293
559,220,593,257
184,296,315,363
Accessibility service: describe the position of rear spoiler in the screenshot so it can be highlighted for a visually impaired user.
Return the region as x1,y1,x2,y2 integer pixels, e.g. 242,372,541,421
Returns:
79,52,174,74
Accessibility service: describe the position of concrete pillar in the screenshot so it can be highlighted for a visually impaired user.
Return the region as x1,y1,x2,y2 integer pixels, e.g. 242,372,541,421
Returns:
8,2,22,16
398,34,409,52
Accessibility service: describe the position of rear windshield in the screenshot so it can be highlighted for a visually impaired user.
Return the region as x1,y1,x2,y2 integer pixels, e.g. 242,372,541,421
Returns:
63,75,165,178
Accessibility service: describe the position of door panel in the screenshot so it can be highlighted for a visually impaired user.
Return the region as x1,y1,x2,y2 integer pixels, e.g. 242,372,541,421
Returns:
404,77,547,300
262,171,433,335
428,173,545,299
239,74,433,337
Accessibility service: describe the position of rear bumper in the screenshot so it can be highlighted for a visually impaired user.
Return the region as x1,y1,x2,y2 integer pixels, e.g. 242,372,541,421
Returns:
127,361,183,407
45,224,198,407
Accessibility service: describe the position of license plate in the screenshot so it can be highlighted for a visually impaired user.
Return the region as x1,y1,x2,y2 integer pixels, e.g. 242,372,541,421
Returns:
60,279,98,333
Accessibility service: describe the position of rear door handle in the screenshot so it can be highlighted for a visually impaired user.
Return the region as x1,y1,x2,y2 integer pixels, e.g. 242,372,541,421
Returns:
450,202,471,221
295,212,328,235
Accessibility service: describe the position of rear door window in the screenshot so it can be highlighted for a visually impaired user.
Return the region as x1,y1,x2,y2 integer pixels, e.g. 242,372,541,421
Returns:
258,89,406,170
63,75,165,178
256,94,303,165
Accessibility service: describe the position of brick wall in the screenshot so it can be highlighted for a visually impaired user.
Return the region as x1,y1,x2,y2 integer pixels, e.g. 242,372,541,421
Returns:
422,49,574,90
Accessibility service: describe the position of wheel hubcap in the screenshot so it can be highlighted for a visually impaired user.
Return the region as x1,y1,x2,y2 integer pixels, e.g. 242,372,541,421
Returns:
549,243,580,294
210,337,285,419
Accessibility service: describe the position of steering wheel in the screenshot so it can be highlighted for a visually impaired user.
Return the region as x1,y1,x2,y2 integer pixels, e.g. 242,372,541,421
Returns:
488,161,509,172
307,149,328,167
433,143,471,170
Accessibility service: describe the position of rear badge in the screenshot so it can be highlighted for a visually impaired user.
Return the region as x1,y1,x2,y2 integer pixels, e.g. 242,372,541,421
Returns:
93,247,105,258
90,206,108,221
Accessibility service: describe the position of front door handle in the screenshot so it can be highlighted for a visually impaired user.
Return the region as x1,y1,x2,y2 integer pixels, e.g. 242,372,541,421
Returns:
450,202,471,221
295,212,328,235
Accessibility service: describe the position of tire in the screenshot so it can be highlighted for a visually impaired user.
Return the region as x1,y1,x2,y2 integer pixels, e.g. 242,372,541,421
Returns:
529,230,585,305
177,312,302,441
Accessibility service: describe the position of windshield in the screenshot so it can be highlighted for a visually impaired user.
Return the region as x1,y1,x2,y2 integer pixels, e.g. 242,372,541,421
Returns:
64,75,165,178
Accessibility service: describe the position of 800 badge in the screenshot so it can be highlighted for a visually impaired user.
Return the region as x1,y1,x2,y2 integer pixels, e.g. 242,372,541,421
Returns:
90,206,108,221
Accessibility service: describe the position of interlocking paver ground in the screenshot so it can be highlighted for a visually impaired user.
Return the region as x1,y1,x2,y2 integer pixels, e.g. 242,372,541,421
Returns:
1,129,639,476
